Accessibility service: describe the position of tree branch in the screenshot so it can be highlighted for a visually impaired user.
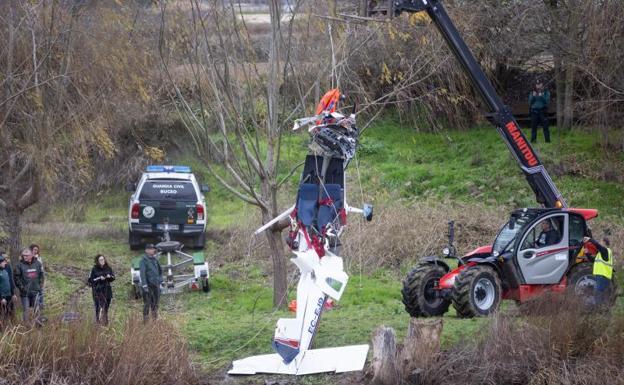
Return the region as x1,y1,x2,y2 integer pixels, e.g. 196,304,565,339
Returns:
17,180,38,212
277,160,305,189
11,157,33,185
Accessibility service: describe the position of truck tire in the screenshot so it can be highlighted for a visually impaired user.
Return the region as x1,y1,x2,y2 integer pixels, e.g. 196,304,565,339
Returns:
452,265,502,318
401,263,450,317
193,232,206,250
129,231,142,250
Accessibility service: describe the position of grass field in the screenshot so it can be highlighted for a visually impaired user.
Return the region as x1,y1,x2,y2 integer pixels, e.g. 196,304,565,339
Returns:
18,121,624,384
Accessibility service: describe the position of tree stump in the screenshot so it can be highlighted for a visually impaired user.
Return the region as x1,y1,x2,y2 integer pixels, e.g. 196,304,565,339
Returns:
400,318,443,380
370,326,399,385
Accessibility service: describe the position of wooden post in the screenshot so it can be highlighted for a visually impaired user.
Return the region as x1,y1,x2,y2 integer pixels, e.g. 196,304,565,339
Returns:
400,318,443,379
370,326,399,385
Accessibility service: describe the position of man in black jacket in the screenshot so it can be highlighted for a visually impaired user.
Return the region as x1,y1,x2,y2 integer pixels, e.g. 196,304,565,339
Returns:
139,244,162,321
14,248,44,323
536,220,561,247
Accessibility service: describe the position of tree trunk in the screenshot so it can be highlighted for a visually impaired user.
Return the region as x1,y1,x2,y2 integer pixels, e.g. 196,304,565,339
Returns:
266,228,288,309
328,0,337,17
546,0,564,129
262,201,288,309
554,55,564,128
400,318,443,379
6,208,22,266
370,326,399,385
359,0,368,17
562,63,574,129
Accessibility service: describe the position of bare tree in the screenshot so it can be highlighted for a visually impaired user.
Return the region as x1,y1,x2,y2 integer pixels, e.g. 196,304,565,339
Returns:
159,0,328,308
0,1,162,262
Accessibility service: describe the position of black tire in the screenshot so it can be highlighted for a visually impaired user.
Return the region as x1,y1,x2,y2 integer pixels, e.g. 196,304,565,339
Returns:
567,262,595,297
201,278,210,293
567,263,617,308
129,231,142,250
193,232,206,250
401,263,450,317
452,265,502,318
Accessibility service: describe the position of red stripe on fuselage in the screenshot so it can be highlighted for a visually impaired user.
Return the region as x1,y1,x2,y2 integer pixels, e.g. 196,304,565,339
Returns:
275,338,300,349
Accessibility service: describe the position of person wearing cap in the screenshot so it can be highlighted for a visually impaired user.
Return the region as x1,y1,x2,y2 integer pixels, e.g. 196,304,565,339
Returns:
0,251,17,325
14,248,44,323
139,244,163,321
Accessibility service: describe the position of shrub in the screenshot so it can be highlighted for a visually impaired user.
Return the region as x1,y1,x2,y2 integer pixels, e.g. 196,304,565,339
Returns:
0,318,199,385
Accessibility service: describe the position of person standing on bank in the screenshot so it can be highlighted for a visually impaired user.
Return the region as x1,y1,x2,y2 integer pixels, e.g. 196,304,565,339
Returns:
529,81,551,143
139,244,162,322
583,236,614,306
0,252,17,325
14,248,44,323
88,254,115,325
30,244,45,310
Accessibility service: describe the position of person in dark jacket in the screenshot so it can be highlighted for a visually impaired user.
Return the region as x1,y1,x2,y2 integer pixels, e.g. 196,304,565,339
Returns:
30,244,45,309
536,220,560,247
14,248,44,323
529,81,551,143
0,252,17,324
139,244,162,321
88,254,115,325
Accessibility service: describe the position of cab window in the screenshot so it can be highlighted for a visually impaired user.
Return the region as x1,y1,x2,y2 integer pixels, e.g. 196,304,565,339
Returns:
139,181,197,200
521,215,564,250
569,215,585,247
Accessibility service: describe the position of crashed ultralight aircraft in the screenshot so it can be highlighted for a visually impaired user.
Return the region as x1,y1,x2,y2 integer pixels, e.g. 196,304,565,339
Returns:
229,90,372,376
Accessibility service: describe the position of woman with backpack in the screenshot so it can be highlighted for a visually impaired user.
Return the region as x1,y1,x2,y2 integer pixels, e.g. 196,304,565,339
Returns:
87,254,115,325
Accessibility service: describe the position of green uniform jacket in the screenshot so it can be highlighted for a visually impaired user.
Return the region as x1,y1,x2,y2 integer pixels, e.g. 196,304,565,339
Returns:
14,259,44,296
0,265,15,297
529,90,550,111
139,255,163,288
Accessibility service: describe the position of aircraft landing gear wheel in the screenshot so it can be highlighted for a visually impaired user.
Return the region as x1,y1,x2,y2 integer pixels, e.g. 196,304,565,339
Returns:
201,278,210,293
402,263,450,317
453,265,502,318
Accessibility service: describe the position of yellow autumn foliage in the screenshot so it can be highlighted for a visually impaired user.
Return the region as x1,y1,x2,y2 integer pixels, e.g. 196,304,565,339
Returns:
144,146,166,163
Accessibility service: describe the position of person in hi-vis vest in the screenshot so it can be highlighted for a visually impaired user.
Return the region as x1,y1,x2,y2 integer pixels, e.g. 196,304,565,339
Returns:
583,236,614,305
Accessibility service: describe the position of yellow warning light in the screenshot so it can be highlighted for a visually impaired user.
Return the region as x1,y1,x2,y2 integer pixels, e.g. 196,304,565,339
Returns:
555,201,563,208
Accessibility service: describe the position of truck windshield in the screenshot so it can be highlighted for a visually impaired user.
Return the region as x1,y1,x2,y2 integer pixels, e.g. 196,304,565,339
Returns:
492,212,537,254
139,181,197,200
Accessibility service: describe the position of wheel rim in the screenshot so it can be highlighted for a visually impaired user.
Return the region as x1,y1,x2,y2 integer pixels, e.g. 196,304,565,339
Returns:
423,277,442,307
473,277,496,311
574,275,596,296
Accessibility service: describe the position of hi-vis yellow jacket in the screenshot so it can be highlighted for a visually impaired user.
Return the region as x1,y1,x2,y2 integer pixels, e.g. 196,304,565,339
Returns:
593,248,614,279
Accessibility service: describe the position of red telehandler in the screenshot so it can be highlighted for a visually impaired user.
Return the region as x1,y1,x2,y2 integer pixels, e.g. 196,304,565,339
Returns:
365,0,616,316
